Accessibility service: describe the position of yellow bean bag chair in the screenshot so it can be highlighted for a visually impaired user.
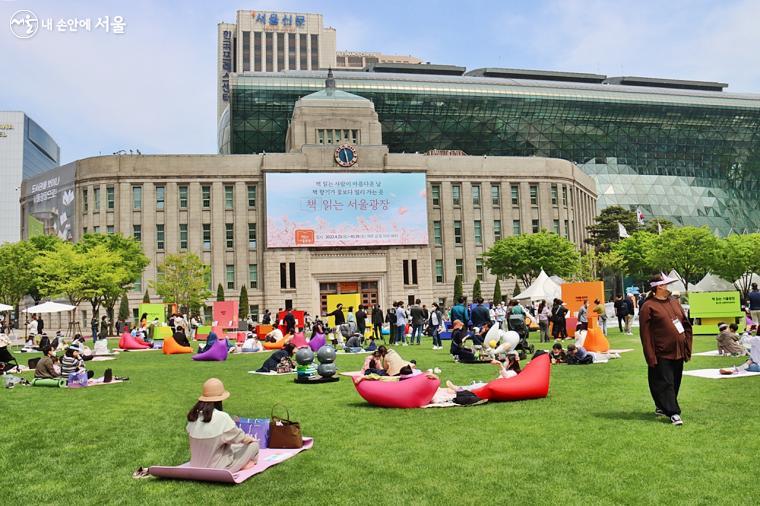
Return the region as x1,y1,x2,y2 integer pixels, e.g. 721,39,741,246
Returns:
163,336,193,355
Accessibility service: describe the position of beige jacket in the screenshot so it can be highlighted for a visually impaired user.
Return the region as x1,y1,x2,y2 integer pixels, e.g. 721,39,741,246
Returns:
186,409,259,472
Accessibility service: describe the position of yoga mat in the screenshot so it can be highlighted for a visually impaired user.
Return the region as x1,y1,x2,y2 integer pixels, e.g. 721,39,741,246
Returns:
683,368,760,380
248,370,297,376
148,438,313,483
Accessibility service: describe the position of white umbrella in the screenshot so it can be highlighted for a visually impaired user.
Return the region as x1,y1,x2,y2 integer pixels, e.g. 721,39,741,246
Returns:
23,301,76,313
0,303,13,311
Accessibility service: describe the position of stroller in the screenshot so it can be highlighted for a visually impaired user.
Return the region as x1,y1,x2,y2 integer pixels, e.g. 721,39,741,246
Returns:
0,346,21,374
507,315,535,358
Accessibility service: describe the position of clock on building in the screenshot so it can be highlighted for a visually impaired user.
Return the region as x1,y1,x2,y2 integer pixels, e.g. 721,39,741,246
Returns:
335,144,357,167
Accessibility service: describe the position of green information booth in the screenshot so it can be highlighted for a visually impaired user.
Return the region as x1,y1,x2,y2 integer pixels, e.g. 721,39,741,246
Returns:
688,291,744,335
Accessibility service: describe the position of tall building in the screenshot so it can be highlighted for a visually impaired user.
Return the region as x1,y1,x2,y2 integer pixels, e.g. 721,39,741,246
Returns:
334,51,423,70
217,10,337,119
218,68,760,235
0,111,60,243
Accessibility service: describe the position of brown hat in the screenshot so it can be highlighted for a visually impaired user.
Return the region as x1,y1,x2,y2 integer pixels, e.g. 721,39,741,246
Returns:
198,378,230,402
452,320,464,330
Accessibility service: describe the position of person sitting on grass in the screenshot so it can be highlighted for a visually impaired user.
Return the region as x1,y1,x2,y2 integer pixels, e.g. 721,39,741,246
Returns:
34,346,61,379
566,344,593,365
186,378,259,472
742,334,760,372
450,320,477,363
61,344,94,379
717,323,746,356
240,334,263,353
344,332,364,352
549,342,567,364
255,343,295,373
362,347,388,376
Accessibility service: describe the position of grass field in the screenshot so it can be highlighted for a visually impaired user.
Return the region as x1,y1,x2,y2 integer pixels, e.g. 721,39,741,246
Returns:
2,328,758,505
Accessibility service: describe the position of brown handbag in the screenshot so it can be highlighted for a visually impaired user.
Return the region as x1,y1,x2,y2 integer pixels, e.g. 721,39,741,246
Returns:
268,404,303,448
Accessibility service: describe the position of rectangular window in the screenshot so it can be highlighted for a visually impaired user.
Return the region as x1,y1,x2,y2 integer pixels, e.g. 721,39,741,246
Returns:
265,32,273,72
494,220,502,241
532,219,540,233
156,224,164,250
403,259,410,285
202,185,211,208
511,184,519,206
317,129,324,144
351,129,359,144
179,224,188,250
202,224,211,250
250,304,259,321
431,184,440,206
133,276,142,293
179,185,188,209
433,221,442,245
277,32,284,70
288,33,295,69
474,220,482,245
225,223,234,249
106,186,114,210
562,186,568,206
156,186,165,210
551,184,558,206
472,184,481,206
83,226,87,234
226,265,235,290
455,258,464,277
299,33,307,69
435,259,444,283
93,226,100,234
452,184,461,206
254,31,262,71
454,220,462,244
553,219,560,234
513,219,521,235
411,259,418,285
247,185,256,207
242,31,250,71
491,184,500,206
106,225,114,234
280,262,287,289
248,223,257,249
204,270,212,291
288,262,296,289
476,258,484,280
94,187,101,211
132,186,141,210
224,185,234,209
83,189,89,212
530,185,538,206
249,264,258,289
565,219,570,238
133,224,141,241
310,34,318,69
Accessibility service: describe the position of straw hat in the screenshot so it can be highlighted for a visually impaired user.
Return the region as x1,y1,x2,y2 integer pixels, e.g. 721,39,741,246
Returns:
198,378,230,402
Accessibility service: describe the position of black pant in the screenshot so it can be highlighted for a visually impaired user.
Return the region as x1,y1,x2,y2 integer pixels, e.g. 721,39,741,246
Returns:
647,358,684,416
552,320,567,339
373,324,383,341
617,316,625,332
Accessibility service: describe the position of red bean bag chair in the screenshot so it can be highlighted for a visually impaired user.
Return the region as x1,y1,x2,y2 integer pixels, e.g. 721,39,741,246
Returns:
192,339,228,361
119,333,150,350
471,353,550,402
134,336,151,347
353,373,440,409
163,336,193,355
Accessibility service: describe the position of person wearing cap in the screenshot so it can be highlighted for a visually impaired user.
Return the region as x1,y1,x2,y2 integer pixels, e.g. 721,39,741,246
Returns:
186,378,259,472
639,272,693,426
60,344,94,380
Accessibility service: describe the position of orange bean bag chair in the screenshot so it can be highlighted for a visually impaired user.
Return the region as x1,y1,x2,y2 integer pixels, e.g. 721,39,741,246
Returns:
263,334,292,350
583,316,610,352
119,333,150,350
471,353,550,402
353,373,440,409
162,336,193,355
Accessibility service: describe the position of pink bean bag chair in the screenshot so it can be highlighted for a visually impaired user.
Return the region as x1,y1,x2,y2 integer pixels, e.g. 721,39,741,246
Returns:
308,333,326,352
353,373,440,409
471,353,551,402
291,332,308,348
119,333,150,350
192,339,229,361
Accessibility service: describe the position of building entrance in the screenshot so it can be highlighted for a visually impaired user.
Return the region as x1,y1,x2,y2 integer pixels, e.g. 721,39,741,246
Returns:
320,281,378,314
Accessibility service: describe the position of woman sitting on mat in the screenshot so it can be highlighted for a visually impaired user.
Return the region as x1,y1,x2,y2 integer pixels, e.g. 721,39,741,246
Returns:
450,320,477,363
186,378,259,472
174,325,191,348
255,343,295,373
716,323,746,356
61,344,94,379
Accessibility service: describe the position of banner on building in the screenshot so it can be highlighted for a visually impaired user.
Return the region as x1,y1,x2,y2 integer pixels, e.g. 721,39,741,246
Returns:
21,163,76,241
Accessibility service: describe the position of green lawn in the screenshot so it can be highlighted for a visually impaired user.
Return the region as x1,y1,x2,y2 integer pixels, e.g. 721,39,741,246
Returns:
2,328,758,505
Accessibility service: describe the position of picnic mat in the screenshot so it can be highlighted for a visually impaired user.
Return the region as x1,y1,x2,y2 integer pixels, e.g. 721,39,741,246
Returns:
683,368,760,380
608,349,634,353
421,388,488,408
90,356,116,362
148,438,313,484
248,370,297,376
691,350,747,357
339,371,363,378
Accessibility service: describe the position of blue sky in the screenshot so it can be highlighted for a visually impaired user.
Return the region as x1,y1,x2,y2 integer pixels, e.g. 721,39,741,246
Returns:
3,0,760,164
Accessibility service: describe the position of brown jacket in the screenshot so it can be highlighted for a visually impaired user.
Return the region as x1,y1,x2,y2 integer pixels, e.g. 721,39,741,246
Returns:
639,296,692,367
34,356,60,379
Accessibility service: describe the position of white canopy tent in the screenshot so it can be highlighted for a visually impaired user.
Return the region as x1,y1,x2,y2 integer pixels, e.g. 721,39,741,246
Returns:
515,270,562,302
0,303,13,312
692,273,737,292
23,301,76,313
549,275,565,285
666,269,687,293
735,273,760,288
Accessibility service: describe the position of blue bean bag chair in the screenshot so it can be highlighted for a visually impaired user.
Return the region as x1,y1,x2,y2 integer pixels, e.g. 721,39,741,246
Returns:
192,339,229,362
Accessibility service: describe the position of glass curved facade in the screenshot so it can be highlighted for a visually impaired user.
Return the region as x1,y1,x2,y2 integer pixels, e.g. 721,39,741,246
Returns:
219,71,760,234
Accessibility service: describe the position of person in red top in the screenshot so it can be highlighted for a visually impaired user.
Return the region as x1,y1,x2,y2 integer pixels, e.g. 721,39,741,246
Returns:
639,272,693,426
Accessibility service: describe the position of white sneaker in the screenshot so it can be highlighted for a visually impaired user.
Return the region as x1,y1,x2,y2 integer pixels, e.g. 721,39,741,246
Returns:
671,414,683,426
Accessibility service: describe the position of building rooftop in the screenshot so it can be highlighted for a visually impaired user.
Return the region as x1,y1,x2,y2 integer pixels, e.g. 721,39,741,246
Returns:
603,76,728,92
465,67,607,84
364,62,466,76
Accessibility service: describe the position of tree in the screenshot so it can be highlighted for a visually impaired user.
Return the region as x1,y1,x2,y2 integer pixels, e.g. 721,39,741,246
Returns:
453,274,463,303
118,293,130,322
216,283,225,302
485,231,580,287
585,206,639,252
713,233,760,298
26,235,63,304
492,278,502,304
239,285,249,319
0,242,35,326
646,226,720,291
609,231,658,285
143,290,151,303
512,281,521,297
472,279,481,300
150,253,211,315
